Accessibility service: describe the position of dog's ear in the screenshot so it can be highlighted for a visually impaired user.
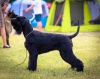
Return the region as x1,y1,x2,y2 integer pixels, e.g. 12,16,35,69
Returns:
12,10,14,13
8,10,10,13
12,10,14,12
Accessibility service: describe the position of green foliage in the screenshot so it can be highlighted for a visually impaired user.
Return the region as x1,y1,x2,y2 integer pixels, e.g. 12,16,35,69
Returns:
9,0,53,3
9,0,15,3
0,31,100,79
45,0,53,3
9,0,54,3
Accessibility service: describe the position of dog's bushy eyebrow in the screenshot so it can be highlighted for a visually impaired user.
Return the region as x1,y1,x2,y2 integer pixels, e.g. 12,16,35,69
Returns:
16,17,20,20
16,17,27,21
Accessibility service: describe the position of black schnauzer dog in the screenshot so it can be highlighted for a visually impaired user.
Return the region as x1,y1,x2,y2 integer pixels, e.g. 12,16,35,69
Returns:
11,16,84,72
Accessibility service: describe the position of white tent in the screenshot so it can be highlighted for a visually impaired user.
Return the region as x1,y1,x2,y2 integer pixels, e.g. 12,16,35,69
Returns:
11,0,49,27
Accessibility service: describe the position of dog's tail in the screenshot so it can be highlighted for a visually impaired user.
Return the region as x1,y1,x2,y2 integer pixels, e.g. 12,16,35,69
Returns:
68,20,80,39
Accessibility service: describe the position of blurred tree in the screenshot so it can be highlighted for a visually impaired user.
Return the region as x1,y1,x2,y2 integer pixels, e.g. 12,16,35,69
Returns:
9,0,15,3
45,0,54,3
9,0,54,3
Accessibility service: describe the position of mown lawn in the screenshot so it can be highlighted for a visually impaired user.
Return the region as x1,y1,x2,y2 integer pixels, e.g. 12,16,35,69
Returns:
0,31,100,79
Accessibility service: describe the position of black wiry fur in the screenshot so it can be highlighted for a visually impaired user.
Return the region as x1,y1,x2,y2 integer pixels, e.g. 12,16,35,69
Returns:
11,16,84,72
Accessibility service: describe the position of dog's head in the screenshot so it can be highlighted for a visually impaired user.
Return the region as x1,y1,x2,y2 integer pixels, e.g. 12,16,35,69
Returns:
7,10,18,19
11,16,30,34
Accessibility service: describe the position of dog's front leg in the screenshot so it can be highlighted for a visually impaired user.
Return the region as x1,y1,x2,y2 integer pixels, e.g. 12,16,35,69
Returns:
25,44,38,71
28,50,38,71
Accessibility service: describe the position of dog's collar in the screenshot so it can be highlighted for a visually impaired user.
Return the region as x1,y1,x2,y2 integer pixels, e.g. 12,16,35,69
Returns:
26,30,33,38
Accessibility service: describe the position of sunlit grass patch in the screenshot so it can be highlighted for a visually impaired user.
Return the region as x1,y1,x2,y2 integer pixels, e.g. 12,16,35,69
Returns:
0,31,100,79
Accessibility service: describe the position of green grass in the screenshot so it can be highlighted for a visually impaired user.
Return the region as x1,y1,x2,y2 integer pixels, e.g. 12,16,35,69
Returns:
0,31,100,79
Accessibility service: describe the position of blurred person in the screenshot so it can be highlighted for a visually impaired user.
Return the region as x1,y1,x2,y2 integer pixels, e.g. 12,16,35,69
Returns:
89,8,100,24
0,0,10,48
24,0,42,32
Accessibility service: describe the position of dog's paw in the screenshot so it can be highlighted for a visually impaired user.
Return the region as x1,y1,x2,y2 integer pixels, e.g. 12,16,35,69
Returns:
27,68,36,71
76,66,84,72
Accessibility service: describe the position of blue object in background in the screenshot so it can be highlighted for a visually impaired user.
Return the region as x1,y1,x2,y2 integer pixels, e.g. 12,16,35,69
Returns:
41,16,48,28
11,0,49,28
27,16,48,28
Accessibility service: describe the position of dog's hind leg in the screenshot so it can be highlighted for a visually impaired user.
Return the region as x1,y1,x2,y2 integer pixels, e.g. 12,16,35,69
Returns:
25,44,38,71
59,47,84,72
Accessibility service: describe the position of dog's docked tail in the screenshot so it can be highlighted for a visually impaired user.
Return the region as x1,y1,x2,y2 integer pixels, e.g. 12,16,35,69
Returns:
68,20,80,39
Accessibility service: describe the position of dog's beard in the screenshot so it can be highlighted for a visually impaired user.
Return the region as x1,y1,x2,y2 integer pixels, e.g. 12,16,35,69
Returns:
13,26,22,34
12,23,22,34
15,30,22,34
11,19,22,34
